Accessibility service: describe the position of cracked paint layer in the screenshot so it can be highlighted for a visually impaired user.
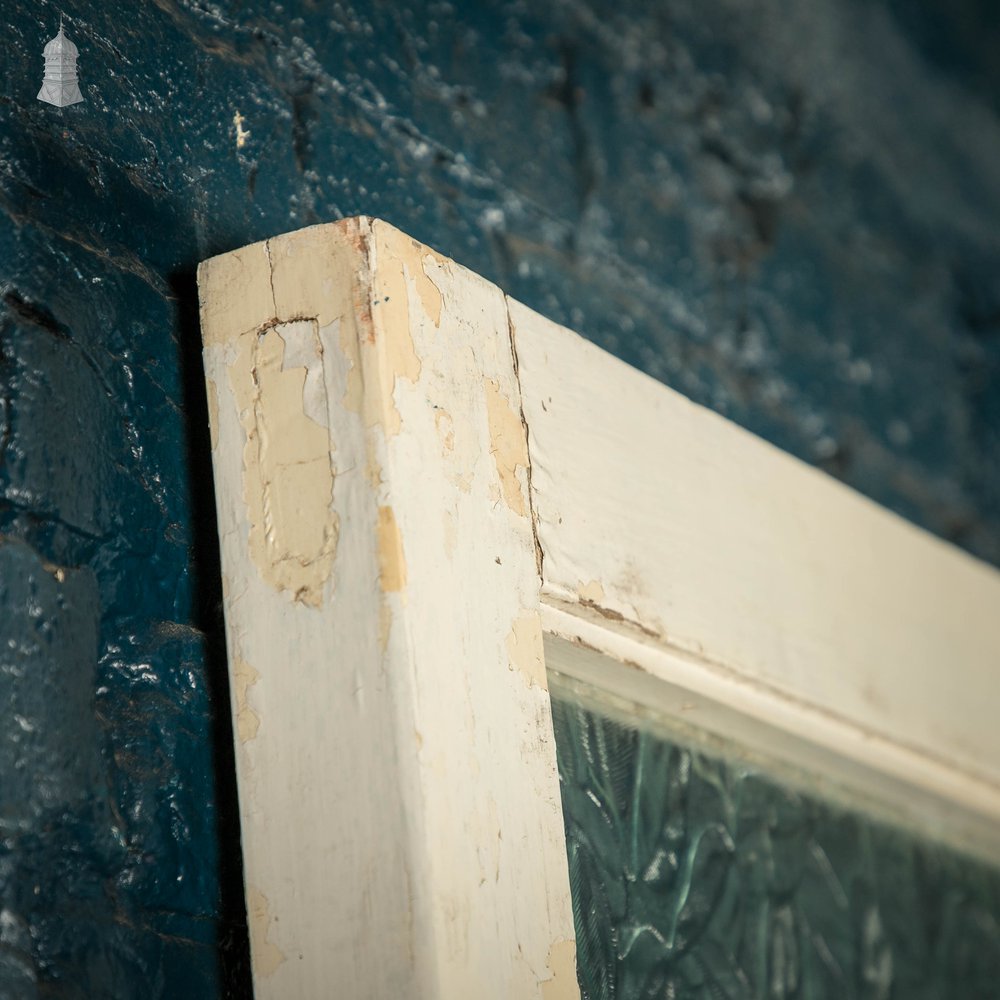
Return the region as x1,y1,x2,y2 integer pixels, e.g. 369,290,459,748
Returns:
267,219,366,330
229,320,338,607
484,378,530,517
198,239,276,346
247,886,286,979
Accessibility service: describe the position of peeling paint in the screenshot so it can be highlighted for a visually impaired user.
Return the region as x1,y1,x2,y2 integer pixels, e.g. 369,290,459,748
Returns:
365,456,384,489
206,376,220,453
578,580,604,604
9,0,1000,986
375,256,423,436
267,219,365,329
506,613,547,690
540,938,577,1000
233,654,261,743
415,252,444,327
377,505,407,592
338,316,365,416
198,239,276,346
233,109,250,149
323,224,443,442
39,558,68,583
247,886,286,979
435,408,455,454
229,322,338,607
282,320,332,428
379,313,420,435
378,228,444,330
436,408,473,493
484,378,530,517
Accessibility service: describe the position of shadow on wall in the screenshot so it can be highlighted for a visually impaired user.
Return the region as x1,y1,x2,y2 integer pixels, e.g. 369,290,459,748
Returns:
170,267,254,997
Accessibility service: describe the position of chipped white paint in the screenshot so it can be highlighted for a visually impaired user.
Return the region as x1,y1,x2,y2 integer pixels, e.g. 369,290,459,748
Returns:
542,616,1000,862
228,319,337,607
233,110,250,149
198,219,577,999
201,216,1000,1000
510,297,1000,860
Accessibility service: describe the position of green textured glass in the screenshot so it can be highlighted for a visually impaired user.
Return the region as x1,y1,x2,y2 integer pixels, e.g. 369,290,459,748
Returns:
550,685,1000,1000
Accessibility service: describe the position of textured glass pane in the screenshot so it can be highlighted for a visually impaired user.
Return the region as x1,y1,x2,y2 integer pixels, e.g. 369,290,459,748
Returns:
550,681,1000,1000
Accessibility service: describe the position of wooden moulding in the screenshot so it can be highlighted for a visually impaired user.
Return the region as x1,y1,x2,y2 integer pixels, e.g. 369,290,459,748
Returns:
198,218,578,1000
199,217,1000,997
511,297,1000,861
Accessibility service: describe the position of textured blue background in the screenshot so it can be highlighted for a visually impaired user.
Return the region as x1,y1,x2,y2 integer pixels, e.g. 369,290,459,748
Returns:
1,1,998,996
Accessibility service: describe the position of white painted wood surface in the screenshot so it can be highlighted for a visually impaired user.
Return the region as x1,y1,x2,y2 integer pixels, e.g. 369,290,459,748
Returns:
200,216,1000,998
198,218,578,999
509,297,1000,852
541,616,1000,862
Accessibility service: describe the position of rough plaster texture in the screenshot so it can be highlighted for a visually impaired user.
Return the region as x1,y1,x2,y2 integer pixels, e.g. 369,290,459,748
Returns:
0,0,998,996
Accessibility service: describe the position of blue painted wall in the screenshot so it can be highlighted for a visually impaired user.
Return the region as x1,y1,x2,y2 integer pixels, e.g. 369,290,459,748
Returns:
1,1,997,995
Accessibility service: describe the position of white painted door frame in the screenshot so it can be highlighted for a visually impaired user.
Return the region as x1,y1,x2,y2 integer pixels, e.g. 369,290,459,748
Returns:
198,217,1000,1000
